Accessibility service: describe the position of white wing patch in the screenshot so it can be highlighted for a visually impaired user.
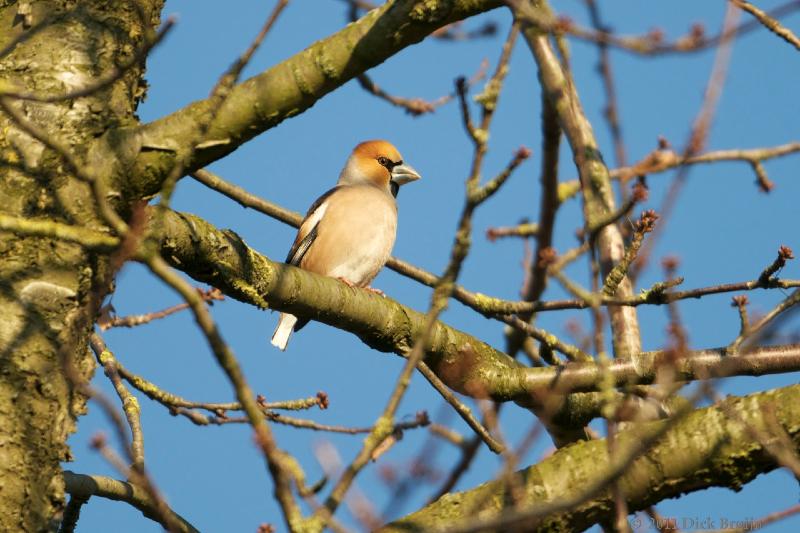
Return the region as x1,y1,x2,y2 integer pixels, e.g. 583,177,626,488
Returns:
287,201,328,266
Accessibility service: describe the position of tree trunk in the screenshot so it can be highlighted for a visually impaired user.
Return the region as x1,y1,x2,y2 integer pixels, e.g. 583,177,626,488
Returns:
0,1,162,529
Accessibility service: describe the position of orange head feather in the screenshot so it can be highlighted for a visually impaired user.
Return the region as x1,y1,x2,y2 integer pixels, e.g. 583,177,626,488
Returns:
338,140,420,193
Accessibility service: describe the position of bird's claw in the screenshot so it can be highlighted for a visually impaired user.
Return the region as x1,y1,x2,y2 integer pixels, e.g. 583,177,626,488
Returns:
337,277,356,288
336,278,384,297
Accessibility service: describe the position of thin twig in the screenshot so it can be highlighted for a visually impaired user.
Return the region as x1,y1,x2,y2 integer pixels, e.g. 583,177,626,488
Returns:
513,0,643,359
728,289,800,353
417,362,504,453
355,60,488,116
585,0,627,169
97,287,224,330
316,27,523,526
157,0,289,207
143,254,304,529
486,221,539,241
89,334,145,471
503,56,562,362
633,3,740,279
559,142,800,202
515,0,800,56
705,503,800,533
63,471,198,533
731,0,800,50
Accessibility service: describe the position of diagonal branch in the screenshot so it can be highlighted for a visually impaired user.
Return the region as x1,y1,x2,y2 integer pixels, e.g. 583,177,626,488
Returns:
380,384,800,532
146,207,800,404
731,0,800,51
63,471,199,533
126,0,502,197
510,0,642,361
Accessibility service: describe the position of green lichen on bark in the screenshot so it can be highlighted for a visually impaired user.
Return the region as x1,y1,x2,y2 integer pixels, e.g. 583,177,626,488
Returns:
0,1,163,529
149,208,531,406
128,0,502,198
381,384,800,532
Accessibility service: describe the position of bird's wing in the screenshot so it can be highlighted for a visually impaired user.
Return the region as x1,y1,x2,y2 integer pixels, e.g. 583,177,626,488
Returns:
285,186,340,266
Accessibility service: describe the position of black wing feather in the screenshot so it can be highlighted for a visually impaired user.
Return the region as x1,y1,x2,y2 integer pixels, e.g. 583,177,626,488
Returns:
286,224,318,266
283,186,343,333
284,186,341,265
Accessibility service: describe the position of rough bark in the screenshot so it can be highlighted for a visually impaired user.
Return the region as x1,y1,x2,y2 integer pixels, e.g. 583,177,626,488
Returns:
380,384,800,532
0,1,162,530
0,1,504,528
148,208,800,404
120,0,504,200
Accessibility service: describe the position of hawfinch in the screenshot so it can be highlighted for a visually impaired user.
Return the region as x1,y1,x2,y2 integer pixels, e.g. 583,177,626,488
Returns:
270,140,421,350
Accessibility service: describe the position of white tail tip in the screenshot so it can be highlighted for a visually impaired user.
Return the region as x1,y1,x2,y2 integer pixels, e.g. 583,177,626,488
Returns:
271,313,298,351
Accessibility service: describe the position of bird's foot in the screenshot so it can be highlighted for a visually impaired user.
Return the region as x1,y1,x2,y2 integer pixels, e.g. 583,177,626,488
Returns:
364,286,385,297
337,277,356,288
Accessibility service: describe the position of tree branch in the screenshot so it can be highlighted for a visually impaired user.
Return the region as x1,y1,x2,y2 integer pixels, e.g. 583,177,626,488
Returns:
126,0,502,197
147,207,800,403
380,384,800,532
62,471,199,533
511,0,642,360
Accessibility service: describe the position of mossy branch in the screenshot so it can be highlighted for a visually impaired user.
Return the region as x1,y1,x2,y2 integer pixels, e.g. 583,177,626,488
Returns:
127,0,502,197
63,471,198,533
380,384,800,532
147,208,800,406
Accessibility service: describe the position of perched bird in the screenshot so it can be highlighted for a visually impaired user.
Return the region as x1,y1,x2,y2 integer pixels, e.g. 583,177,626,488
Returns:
270,140,421,350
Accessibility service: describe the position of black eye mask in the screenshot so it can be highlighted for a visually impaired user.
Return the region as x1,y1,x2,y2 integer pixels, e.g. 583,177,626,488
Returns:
378,157,402,171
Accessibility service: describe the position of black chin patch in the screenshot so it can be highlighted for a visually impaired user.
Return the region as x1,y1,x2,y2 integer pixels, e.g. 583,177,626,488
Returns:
390,181,400,198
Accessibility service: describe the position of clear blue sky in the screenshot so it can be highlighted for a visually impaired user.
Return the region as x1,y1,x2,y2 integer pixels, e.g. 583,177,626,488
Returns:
67,1,800,531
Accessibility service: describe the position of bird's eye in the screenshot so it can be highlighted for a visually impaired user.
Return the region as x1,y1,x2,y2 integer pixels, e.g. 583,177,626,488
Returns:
377,156,392,169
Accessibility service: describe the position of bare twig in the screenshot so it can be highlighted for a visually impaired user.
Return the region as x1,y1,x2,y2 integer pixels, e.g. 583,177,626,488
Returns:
89,335,145,471
355,60,488,116
63,471,198,533
486,221,539,241
515,0,800,56
157,0,289,207
0,213,118,249
729,289,800,353
559,142,800,202
512,0,643,359
97,287,223,330
585,0,627,170
316,27,523,526
732,295,751,338
143,254,304,529
731,0,800,50
706,503,800,533
503,69,562,361
417,362,504,453
758,245,795,285
633,4,740,278
603,210,658,296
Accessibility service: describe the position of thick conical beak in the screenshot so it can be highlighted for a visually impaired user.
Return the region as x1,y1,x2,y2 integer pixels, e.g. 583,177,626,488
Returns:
390,163,421,186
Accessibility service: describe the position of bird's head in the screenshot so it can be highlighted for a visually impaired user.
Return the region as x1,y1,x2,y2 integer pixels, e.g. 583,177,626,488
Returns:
338,140,421,196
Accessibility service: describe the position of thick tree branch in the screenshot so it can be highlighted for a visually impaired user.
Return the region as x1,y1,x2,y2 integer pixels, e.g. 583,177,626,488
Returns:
63,471,198,533
380,384,800,532
147,208,800,405
511,0,642,361
148,207,527,401
126,0,502,197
